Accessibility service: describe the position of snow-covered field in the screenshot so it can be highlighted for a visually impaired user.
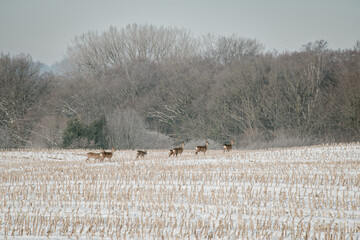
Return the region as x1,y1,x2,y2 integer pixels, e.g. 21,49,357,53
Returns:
0,143,359,239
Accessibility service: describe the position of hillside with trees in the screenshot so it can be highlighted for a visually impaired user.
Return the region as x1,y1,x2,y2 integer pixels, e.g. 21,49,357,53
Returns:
1,24,359,149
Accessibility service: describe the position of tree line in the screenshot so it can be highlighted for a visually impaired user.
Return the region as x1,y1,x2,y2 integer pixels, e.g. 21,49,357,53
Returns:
1,24,359,149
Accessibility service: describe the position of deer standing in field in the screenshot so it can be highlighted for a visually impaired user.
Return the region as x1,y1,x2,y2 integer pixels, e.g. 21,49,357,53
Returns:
169,142,185,157
223,140,235,153
86,150,104,162
101,148,115,162
136,150,147,159
195,141,209,155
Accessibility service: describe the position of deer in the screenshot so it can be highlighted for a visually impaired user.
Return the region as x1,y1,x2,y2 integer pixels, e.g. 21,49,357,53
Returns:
100,148,115,162
136,150,147,159
223,140,235,153
195,140,209,155
86,150,104,162
169,142,185,157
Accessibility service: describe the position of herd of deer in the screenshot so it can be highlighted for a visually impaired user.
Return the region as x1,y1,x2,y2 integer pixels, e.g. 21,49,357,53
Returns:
85,148,115,163
86,140,235,162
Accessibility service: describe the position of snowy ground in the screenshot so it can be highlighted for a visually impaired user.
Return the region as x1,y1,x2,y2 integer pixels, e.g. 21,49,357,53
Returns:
0,143,359,239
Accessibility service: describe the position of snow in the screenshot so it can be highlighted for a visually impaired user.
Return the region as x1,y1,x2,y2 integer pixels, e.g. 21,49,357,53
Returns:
0,143,359,239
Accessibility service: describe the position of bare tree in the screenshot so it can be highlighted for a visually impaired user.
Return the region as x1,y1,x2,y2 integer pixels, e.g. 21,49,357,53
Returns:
0,53,50,148
301,40,328,53
67,24,197,76
106,109,173,149
278,49,330,136
201,34,264,64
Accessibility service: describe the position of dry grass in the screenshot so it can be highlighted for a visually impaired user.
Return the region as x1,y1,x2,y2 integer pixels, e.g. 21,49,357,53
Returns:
0,143,359,239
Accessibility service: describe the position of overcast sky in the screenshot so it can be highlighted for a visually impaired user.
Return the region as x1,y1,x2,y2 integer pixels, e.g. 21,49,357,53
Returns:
1,0,359,65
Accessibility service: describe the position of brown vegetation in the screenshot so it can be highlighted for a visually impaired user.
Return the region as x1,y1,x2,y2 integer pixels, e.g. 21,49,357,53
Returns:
1,26,360,149
1,143,359,239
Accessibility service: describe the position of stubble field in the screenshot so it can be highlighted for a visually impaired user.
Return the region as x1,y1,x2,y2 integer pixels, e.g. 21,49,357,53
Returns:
0,143,359,239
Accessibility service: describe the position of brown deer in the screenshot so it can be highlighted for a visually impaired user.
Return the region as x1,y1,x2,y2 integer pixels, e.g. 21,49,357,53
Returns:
136,150,147,159
223,140,235,153
86,151,104,162
195,141,209,155
169,142,185,157
101,148,115,162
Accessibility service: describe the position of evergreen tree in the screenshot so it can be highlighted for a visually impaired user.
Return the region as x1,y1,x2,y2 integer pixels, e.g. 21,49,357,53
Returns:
62,116,109,148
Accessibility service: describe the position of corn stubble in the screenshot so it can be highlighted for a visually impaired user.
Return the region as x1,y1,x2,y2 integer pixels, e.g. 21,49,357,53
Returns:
0,143,359,239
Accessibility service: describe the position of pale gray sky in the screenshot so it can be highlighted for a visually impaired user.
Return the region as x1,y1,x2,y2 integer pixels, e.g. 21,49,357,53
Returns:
1,0,359,65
